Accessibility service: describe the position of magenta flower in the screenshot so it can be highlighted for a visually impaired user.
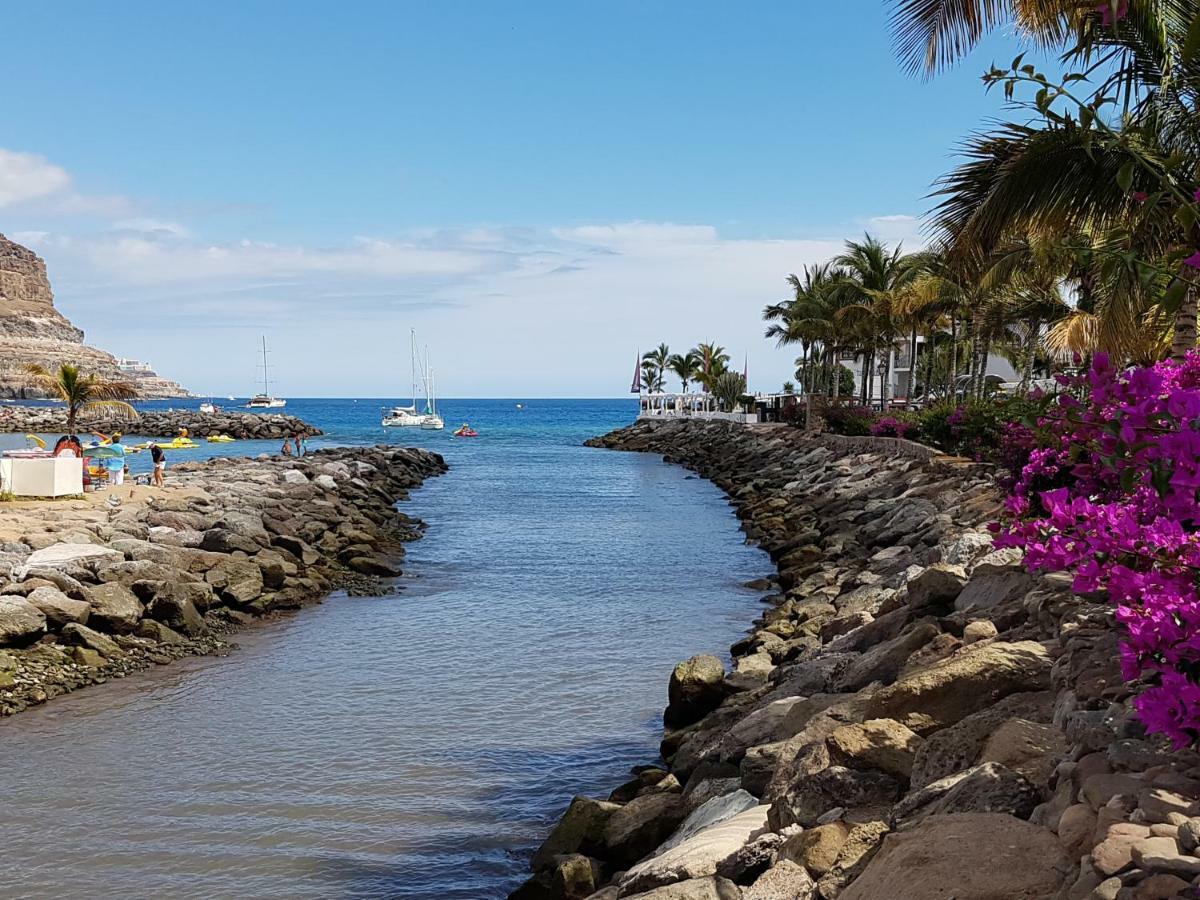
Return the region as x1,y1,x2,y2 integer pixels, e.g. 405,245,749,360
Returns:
1134,191,1149,203
1096,0,1129,26
1185,251,1200,269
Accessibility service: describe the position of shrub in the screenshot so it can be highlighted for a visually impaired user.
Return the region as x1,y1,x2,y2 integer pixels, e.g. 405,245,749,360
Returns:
870,413,918,439
822,404,876,436
996,352,1200,747
780,396,800,424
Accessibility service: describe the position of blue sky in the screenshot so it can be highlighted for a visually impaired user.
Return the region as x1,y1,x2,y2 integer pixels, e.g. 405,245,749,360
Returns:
0,1,1033,396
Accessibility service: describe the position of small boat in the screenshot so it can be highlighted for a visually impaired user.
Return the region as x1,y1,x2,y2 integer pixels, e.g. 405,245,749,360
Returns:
420,365,445,430
384,330,434,427
206,434,236,443
245,337,287,409
199,401,219,414
453,424,478,438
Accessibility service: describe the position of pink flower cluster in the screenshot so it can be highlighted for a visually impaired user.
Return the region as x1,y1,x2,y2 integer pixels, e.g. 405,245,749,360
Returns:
870,416,916,439
996,352,1200,747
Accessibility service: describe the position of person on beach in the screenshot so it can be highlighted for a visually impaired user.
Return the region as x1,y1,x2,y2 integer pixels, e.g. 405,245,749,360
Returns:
293,433,304,457
150,443,166,487
281,437,293,457
107,432,127,486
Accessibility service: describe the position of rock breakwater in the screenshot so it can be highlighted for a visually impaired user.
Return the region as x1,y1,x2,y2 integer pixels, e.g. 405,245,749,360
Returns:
0,444,444,716
514,420,1200,900
0,406,322,439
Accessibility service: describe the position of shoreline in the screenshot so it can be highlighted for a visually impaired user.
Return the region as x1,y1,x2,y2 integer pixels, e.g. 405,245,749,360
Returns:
513,419,1189,900
0,444,445,717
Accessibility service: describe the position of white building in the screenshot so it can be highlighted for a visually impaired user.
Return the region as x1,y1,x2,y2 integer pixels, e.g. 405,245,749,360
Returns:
116,358,154,375
841,338,1017,406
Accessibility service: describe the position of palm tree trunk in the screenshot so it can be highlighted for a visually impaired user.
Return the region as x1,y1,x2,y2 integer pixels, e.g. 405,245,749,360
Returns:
1021,317,1040,392
67,406,77,435
1172,284,1198,362
830,350,840,399
883,344,893,410
908,325,918,402
860,352,871,405
950,313,959,394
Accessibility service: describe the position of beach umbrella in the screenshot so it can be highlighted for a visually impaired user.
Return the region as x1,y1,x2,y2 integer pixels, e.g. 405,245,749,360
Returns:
82,446,121,460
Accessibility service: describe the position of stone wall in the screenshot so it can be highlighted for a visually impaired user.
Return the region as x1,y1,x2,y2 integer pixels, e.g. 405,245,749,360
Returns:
511,420,1200,900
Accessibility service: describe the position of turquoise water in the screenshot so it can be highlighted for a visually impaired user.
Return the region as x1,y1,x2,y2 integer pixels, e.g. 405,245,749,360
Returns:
0,399,770,898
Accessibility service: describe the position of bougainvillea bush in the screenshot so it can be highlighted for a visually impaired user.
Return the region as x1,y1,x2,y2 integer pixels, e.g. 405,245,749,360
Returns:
995,352,1200,747
821,404,877,437
870,414,918,439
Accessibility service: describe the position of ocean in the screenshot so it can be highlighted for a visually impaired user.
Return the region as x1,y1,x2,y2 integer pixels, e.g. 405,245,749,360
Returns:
0,398,770,898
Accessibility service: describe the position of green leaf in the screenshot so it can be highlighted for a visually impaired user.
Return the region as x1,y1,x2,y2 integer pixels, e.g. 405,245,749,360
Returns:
1177,204,1197,232
1119,466,1138,492
1184,13,1200,62
1163,277,1190,315
1012,53,1026,71
1117,160,1135,193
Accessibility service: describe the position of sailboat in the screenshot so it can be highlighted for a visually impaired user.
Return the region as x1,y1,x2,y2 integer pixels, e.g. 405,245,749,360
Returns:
246,336,287,409
420,363,445,430
383,330,431,427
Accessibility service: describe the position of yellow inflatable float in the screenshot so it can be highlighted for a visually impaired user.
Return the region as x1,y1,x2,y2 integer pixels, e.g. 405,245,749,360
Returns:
206,435,236,443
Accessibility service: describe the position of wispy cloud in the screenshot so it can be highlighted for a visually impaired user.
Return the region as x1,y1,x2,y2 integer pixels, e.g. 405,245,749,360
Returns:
0,150,70,207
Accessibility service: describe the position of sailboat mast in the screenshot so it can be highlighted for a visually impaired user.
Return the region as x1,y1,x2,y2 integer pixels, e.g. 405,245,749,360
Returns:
261,336,270,396
410,328,417,408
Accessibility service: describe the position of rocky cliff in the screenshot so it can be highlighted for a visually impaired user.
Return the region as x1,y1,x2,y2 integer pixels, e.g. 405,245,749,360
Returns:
0,235,189,398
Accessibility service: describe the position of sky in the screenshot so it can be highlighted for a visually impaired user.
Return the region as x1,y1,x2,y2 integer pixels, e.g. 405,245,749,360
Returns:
0,1,1036,397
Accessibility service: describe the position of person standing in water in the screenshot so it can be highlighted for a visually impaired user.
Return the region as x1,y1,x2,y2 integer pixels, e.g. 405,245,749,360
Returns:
150,443,166,487
293,433,304,457
281,437,293,457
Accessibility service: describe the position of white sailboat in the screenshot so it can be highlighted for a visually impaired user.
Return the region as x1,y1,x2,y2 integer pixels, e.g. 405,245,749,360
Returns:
420,364,445,430
383,330,432,427
246,336,287,409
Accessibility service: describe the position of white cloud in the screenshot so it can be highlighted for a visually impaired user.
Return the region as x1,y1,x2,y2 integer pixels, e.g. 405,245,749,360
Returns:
863,213,925,246
0,150,71,207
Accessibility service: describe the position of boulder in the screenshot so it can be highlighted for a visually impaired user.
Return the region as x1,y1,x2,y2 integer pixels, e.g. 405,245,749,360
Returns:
977,717,1067,787
1130,835,1200,878
0,596,46,644
742,860,815,900
778,822,851,877
619,804,769,894
84,582,144,633
770,765,900,829
621,877,741,900
857,641,1051,734
71,646,106,667
909,691,1054,789
347,556,401,578
962,620,998,644
550,854,601,900
272,535,320,565
136,619,185,643
833,622,941,691
200,528,261,555
656,791,761,855
954,570,1035,614
602,792,689,867
893,762,1041,825
532,797,623,872
25,585,90,627
827,719,924,780
146,594,207,636
206,558,264,605
839,813,1072,900
21,543,123,572
905,564,967,609
666,656,727,728
60,622,122,657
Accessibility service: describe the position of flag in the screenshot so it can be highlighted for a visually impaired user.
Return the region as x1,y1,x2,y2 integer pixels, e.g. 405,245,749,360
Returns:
631,351,642,393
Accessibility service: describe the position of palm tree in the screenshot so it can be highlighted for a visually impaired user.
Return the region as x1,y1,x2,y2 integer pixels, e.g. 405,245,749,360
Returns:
693,342,731,393
764,263,843,395
25,363,139,433
712,371,747,412
667,350,701,392
899,1,1200,362
831,235,923,405
641,344,671,393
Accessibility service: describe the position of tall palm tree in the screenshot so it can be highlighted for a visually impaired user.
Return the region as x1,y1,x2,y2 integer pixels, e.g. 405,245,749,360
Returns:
641,344,671,393
667,350,701,392
832,235,923,404
25,363,139,434
900,0,1200,362
764,263,842,394
693,342,731,393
